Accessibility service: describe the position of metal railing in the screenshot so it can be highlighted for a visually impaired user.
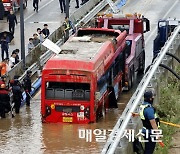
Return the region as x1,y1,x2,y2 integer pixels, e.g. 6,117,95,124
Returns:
102,25,180,154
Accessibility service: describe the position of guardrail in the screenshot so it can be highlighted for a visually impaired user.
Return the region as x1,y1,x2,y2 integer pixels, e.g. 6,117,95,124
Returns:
102,25,180,154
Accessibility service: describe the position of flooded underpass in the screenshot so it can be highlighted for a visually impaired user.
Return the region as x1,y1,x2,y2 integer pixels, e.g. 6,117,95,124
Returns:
0,74,142,154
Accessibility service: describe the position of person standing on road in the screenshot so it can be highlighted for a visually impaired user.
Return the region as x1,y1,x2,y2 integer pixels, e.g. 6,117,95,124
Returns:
7,10,18,35
132,91,161,154
63,17,75,41
59,0,66,13
75,0,79,8
12,79,23,114
28,38,35,52
23,70,32,106
0,33,10,60
14,49,20,64
33,0,39,13
9,51,16,68
42,24,50,39
32,33,40,46
0,84,10,118
0,0,5,20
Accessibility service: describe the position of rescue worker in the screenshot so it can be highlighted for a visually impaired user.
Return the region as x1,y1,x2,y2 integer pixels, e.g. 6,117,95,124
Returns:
0,58,9,76
0,84,10,118
12,79,23,114
63,17,75,42
7,10,18,35
132,91,160,154
23,70,32,106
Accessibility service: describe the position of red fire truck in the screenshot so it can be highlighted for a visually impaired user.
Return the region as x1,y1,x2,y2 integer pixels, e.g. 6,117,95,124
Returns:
2,0,27,13
41,15,149,123
96,13,150,89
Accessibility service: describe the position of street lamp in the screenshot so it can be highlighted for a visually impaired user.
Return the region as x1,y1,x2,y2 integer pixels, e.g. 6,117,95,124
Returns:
20,0,25,69
65,0,69,41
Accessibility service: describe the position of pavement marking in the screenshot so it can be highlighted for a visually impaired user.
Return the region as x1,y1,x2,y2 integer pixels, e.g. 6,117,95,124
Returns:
24,0,55,22
29,21,61,24
145,0,179,44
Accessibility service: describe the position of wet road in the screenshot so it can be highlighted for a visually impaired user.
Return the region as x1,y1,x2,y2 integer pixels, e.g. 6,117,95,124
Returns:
0,89,134,154
0,0,180,153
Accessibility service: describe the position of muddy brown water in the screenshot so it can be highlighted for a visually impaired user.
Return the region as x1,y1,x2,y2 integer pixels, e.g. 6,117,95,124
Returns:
0,75,141,154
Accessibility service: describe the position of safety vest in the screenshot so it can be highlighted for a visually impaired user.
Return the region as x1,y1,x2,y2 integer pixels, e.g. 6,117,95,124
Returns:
139,104,160,129
64,21,70,31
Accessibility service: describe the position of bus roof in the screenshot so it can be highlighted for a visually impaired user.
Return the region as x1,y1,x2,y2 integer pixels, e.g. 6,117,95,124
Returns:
43,28,126,72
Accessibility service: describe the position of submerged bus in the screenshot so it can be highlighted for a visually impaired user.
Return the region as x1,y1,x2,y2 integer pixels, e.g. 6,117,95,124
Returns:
41,28,129,123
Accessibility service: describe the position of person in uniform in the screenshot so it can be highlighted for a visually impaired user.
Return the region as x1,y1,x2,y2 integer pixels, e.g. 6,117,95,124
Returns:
23,70,32,106
0,84,10,118
63,17,75,42
132,91,161,154
12,79,23,114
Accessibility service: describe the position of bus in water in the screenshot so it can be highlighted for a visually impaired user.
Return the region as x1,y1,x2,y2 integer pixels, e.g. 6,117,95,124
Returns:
41,28,129,123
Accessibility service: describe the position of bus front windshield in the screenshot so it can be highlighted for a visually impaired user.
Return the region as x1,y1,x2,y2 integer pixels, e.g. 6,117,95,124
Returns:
45,82,90,101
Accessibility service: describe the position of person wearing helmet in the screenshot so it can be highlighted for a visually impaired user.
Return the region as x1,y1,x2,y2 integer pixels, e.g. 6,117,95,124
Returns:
12,79,23,114
23,70,32,106
0,84,10,118
132,91,160,154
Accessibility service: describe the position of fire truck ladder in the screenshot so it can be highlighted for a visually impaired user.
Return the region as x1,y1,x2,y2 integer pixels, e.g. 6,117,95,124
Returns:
101,25,180,154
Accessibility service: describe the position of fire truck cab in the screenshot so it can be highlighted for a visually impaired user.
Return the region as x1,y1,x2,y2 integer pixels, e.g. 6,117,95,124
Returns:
2,0,27,13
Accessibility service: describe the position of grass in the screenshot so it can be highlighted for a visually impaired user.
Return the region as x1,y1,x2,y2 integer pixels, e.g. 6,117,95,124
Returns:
154,66,180,154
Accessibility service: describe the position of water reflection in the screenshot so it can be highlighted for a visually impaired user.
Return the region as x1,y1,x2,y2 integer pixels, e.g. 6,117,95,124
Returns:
0,87,135,154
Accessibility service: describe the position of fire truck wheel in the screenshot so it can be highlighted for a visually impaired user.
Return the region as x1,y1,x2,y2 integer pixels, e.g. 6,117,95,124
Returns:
128,70,134,91
138,51,145,74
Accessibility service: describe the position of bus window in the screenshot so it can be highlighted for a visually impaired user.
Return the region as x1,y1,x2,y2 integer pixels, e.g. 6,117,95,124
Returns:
97,73,108,95
45,82,90,101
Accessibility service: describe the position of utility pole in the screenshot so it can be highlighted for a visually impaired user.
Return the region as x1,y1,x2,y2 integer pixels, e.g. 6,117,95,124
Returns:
20,0,25,69
65,0,69,41
65,0,69,18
